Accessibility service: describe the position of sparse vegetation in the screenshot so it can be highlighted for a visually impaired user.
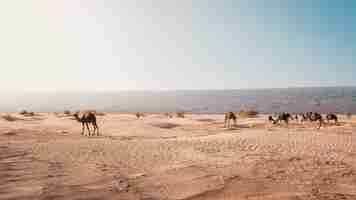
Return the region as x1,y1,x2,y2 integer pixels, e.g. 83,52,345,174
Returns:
95,112,106,116
165,113,173,118
238,110,259,118
64,110,71,115
20,110,35,117
176,112,185,118
196,118,215,122
151,122,180,129
135,112,144,119
26,112,35,117
2,114,22,122
86,110,105,116
346,112,352,119
19,110,28,115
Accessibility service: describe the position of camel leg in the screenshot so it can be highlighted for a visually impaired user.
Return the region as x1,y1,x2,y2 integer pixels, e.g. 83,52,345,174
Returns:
91,123,96,136
81,122,85,136
233,119,236,127
95,124,99,136
86,123,91,136
317,120,322,130
93,122,99,136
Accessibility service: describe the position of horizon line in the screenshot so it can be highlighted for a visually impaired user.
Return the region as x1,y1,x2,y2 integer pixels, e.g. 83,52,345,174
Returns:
1,85,356,93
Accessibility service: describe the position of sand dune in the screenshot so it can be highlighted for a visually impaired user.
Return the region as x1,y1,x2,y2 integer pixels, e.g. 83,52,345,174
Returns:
1,113,356,199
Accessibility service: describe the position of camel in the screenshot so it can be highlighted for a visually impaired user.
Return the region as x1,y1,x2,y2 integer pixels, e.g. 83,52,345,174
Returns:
268,115,277,124
309,112,324,129
272,113,293,125
73,112,99,136
326,113,338,124
301,113,308,122
224,112,236,128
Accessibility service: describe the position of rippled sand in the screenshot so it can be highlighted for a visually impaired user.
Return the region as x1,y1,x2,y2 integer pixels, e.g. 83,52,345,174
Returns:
1,113,356,200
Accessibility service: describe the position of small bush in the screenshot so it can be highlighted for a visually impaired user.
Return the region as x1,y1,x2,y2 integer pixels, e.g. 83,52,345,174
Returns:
135,112,144,118
238,110,259,118
2,114,21,122
19,110,28,115
20,110,35,117
25,112,35,117
95,112,106,116
346,112,352,119
176,112,185,118
151,122,180,129
64,110,71,115
165,113,173,118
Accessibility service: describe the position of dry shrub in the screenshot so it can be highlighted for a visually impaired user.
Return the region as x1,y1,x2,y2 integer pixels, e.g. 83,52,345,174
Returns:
346,112,352,119
135,112,144,118
165,113,173,118
95,112,106,116
151,122,180,129
196,118,215,122
176,112,185,118
64,110,71,115
19,110,28,115
24,112,35,117
2,114,22,122
20,110,35,117
82,110,105,116
238,110,259,118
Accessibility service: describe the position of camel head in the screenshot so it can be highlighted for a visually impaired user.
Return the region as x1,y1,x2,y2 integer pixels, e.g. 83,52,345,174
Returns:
73,112,81,122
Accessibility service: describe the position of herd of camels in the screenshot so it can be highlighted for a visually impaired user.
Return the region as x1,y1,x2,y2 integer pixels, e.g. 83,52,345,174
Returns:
73,110,340,136
225,111,338,129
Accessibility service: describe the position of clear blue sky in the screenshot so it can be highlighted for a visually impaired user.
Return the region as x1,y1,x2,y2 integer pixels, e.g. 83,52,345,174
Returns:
0,0,355,91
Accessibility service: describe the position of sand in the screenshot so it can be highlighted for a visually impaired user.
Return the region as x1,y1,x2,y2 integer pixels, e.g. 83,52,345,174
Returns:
1,113,356,200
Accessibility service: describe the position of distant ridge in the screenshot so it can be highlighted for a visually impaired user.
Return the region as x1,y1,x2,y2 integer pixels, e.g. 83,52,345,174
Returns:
1,86,356,113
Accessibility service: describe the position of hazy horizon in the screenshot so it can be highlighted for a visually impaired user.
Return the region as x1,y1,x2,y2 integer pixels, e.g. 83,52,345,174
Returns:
0,87,356,113
1,1,356,91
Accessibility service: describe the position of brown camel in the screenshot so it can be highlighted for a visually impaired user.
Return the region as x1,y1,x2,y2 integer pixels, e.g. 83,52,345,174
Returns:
73,112,99,136
224,112,237,128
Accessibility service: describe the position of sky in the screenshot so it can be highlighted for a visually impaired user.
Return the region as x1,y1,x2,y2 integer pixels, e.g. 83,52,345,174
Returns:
0,0,355,92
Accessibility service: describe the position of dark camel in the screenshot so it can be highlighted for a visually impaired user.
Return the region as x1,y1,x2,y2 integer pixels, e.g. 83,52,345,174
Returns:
309,112,324,129
326,113,338,124
270,113,293,125
74,112,99,136
224,112,237,128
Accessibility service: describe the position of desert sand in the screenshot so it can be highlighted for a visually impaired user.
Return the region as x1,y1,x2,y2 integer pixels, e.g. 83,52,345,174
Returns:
1,112,356,200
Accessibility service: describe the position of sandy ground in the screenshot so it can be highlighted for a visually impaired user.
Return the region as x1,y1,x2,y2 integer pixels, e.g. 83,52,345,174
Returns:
1,113,356,200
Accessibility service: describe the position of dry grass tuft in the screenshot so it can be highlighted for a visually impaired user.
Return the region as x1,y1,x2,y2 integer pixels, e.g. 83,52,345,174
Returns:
176,112,185,118
238,110,259,118
346,112,352,119
135,112,144,118
95,112,106,116
151,122,180,129
165,113,173,118
2,114,22,122
19,110,35,117
19,110,28,115
196,118,215,122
